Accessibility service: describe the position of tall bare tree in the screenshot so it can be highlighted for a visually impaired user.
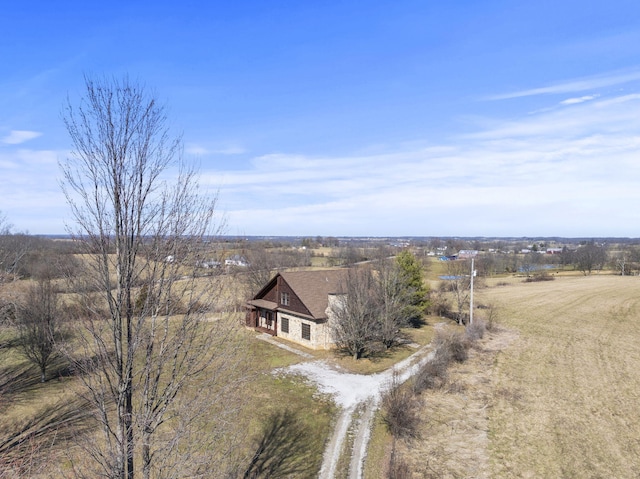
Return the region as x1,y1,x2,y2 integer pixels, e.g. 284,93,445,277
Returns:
373,259,412,348
61,76,244,479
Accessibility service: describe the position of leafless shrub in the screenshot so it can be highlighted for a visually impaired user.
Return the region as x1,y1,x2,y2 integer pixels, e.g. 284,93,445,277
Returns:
382,375,421,440
413,353,450,393
496,281,509,287
428,290,451,318
523,271,555,282
465,318,486,341
481,303,498,331
433,329,469,363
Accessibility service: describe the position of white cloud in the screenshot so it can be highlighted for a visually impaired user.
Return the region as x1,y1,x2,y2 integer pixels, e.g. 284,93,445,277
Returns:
208,89,640,236
2,130,42,145
560,95,598,105
486,70,640,101
185,144,246,155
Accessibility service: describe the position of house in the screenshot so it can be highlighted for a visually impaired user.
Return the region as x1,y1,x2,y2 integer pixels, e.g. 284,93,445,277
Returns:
246,269,349,350
225,254,248,267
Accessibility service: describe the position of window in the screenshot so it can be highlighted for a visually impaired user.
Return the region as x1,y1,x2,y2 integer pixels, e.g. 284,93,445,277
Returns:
281,292,290,306
301,323,311,341
281,317,289,333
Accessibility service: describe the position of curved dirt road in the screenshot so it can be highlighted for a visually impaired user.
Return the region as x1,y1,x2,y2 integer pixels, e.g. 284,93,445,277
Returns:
280,344,435,479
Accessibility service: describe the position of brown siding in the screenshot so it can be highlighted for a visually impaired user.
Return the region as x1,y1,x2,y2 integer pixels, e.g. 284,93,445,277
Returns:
262,285,278,303
278,277,312,317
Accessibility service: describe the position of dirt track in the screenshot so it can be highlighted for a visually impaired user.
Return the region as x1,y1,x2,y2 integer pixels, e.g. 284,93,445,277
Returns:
278,343,435,479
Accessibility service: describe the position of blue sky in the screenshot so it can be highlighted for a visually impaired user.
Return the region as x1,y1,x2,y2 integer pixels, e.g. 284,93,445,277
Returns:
2,1,640,237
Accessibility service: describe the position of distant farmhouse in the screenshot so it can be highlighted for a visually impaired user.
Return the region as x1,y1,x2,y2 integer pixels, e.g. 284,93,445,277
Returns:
225,254,249,267
246,269,349,350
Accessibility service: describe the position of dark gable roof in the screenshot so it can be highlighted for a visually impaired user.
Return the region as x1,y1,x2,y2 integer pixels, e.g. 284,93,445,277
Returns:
279,269,349,319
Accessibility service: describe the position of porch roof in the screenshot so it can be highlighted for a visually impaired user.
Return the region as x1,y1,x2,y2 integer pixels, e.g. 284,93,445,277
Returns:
247,299,278,310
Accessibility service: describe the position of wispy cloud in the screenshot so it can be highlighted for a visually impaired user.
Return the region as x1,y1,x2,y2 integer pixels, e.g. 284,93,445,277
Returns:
560,95,599,105
486,70,640,101
207,89,640,236
185,144,246,156
1,130,42,145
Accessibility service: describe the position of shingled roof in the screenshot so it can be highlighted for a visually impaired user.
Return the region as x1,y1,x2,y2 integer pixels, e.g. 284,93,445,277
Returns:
278,269,349,319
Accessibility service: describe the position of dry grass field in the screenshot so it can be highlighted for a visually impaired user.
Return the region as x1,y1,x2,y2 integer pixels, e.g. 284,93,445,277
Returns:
383,273,640,478
483,274,640,478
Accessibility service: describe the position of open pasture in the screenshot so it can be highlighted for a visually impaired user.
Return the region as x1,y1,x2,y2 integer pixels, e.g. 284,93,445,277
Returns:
482,274,640,478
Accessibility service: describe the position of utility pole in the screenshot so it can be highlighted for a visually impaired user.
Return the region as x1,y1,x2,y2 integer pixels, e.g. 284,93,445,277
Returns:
470,257,475,325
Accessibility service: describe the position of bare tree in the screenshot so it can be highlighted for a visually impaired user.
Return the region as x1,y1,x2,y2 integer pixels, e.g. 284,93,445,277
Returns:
0,212,31,282
442,260,471,324
519,252,541,276
373,259,412,348
242,245,277,297
575,242,607,275
241,243,310,298
0,211,10,235
61,76,243,479
15,278,65,382
329,268,378,359
613,246,640,276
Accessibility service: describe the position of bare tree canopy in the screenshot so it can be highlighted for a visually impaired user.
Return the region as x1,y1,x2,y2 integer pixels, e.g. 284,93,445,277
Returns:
330,261,422,359
441,259,472,324
0,211,31,282
373,259,414,348
574,242,607,275
61,76,243,479
329,268,379,359
15,278,65,383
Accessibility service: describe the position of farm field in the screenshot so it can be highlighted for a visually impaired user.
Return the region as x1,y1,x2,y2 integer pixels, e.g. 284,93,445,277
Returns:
484,274,640,478
386,273,640,478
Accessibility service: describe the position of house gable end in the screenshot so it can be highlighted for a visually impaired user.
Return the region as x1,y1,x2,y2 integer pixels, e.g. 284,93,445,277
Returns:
277,276,313,318
251,273,314,318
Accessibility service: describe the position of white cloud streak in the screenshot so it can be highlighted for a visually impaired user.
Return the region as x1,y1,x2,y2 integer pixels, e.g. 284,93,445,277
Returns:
1,130,42,145
486,70,640,101
560,95,599,105
185,144,246,156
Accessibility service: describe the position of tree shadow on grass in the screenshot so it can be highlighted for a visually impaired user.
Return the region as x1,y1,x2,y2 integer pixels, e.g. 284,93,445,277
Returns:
0,362,42,396
0,395,94,474
243,409,318,479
